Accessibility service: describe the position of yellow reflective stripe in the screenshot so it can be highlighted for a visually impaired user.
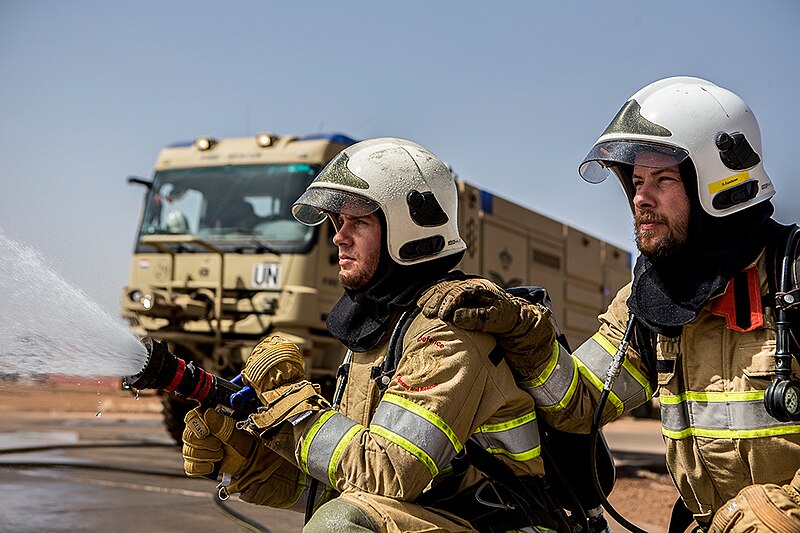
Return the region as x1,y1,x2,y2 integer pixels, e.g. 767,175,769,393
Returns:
663,425,800,440
327,424,360,487
622,358,653,399
370,424,439,477
477,410,537,433
473,410,541,461
520,340,560,388
275,471,307,509
485,445,541,461
592,331,650,397
591,332,618,358
382,393,463,453
575,331,653,416
575,356,624,417
660,390,765,404
537,361,580,413
300,410,335,474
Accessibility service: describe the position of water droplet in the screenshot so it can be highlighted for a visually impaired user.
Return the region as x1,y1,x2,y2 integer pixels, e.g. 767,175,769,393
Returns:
134,389,140,401
95,411,102,418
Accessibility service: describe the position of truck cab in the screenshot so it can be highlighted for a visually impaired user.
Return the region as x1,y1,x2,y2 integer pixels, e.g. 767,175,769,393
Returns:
122,134,356,438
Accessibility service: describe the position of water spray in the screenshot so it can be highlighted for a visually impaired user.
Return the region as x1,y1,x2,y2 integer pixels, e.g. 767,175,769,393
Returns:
123,337,259,418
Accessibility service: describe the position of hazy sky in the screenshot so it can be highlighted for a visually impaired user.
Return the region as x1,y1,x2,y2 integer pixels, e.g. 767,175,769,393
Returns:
2,1,798,313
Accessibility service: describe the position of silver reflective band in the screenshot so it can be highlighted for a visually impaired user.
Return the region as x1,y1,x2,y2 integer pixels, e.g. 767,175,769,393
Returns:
370,396,460,477
573,334,651,415
471,412,541,461
304,412,359,485
519,342,575,410
661,392,800,439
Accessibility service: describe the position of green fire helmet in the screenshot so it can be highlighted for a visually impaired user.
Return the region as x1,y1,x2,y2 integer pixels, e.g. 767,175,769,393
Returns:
579,76,775,217
292,137,465,265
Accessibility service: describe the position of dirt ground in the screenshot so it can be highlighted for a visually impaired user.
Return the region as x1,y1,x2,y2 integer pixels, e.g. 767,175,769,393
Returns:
0,376,679,532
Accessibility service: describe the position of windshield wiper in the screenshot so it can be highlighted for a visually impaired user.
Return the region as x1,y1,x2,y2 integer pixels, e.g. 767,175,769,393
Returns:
226,229,281,254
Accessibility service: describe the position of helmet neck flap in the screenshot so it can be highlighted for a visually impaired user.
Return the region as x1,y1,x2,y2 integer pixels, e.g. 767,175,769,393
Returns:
327,213,465,351
627,161,777,335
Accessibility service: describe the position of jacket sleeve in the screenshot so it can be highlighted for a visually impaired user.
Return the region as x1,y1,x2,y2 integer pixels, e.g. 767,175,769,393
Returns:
260,319,507,501
518,283,656,433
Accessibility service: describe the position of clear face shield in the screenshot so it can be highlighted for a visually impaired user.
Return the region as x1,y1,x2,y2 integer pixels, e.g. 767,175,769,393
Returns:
579,140,690,184
291,187,380,230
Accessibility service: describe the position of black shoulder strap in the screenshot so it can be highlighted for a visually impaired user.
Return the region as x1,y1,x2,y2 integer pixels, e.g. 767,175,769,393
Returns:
765,222,798,302
633,319,659,391
771,224,800,310
372,305,421,394
766,223,800,366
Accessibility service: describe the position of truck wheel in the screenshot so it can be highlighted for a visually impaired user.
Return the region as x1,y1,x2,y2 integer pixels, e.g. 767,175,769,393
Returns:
160,394,196,445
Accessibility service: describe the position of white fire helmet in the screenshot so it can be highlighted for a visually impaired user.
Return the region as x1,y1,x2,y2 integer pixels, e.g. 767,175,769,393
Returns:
579,76,774,217
292,137,466,265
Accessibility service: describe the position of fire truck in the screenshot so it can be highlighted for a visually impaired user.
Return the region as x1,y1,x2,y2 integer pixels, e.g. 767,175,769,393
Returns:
122,133,632,440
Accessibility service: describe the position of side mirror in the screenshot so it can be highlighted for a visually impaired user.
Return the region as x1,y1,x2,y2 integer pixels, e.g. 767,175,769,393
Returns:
127,175,153,189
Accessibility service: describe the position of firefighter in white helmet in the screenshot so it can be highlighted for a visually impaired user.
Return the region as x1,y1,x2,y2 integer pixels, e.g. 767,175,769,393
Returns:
181,138,562,532
421,78,800,532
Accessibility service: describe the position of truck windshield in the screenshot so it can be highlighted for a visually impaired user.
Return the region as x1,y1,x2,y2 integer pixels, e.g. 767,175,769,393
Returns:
137,163,320,252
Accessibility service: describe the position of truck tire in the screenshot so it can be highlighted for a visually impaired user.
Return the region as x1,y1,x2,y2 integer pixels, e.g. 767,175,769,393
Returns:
160,394,196,445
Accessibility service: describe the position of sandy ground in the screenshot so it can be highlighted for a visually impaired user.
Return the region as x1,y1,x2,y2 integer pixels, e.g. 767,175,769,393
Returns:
0,376,679,532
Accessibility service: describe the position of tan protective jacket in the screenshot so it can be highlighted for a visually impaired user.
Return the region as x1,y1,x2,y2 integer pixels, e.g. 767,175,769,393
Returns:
521,251,800,521
254,280,555,522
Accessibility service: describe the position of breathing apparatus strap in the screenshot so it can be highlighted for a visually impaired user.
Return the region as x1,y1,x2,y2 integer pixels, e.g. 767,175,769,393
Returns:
768,224,800,364
371,306,422,393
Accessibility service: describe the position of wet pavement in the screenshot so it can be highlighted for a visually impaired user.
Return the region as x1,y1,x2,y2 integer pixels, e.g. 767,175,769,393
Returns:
0,382,304,533
0,380,671,532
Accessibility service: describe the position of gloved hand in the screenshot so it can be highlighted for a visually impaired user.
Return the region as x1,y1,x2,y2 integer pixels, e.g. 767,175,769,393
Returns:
241,336,307,393
419,278,522,333
241,336,329,432
709,472,800,532
182,407,290,497
182,407,258,478
418,279,557,381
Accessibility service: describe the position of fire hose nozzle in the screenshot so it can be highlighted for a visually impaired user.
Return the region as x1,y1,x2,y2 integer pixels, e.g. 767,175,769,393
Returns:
123,337,259,417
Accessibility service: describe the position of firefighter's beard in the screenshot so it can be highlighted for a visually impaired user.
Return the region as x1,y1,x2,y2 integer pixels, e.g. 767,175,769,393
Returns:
635,211,689,259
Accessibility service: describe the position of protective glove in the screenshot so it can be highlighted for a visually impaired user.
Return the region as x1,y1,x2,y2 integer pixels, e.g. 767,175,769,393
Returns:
709,471,800,532
419,278,521,332
182,407,289,497
241,336,329,432
418,279,557,381
241,335,307,393
182,407,258,478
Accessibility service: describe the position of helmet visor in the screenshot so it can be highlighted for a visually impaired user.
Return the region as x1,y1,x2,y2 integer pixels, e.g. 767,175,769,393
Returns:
291,187,380,226
579,140,689,183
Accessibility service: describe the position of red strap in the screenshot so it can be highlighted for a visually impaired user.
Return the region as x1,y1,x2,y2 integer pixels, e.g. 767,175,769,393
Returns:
165,358,186,392
190,370,214,402
710,266,763,332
